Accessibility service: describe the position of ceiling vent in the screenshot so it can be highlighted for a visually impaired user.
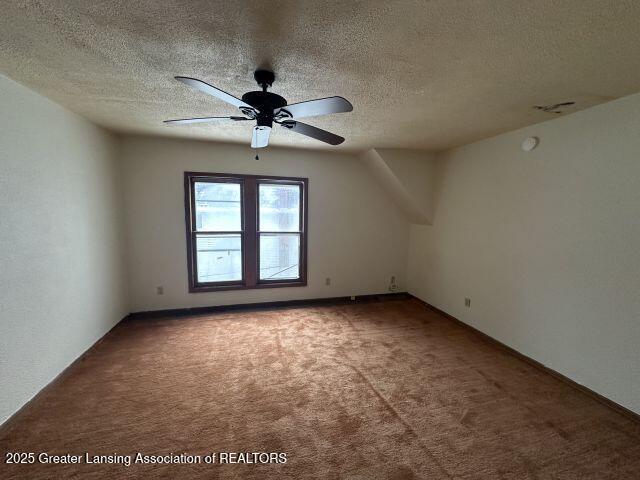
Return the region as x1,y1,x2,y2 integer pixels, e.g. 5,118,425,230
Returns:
533,102,575,114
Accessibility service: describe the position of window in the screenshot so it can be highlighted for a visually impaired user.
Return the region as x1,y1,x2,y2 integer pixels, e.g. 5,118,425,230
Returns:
184,172,307,292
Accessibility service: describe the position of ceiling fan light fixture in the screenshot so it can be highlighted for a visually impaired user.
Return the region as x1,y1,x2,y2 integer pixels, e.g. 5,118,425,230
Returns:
251,125,271,149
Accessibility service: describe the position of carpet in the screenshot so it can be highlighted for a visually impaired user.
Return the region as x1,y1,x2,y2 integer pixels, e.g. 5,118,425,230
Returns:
1,299,639,479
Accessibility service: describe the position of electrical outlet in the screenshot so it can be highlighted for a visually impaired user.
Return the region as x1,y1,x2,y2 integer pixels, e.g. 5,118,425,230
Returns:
325,277,331,286
465,298,471,308
350,296,356,301
389,275,398,292
157,286,164,295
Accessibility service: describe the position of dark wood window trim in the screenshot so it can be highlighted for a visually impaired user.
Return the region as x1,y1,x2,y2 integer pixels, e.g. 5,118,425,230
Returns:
184,171,308,293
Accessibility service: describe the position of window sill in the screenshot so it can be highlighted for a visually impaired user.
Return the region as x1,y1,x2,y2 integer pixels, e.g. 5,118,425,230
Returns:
189,280,307,293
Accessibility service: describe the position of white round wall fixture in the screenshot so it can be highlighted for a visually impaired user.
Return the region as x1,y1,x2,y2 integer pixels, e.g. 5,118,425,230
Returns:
522,136,539,152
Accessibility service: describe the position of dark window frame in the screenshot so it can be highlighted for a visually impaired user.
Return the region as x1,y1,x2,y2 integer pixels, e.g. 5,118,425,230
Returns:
184,171,308,293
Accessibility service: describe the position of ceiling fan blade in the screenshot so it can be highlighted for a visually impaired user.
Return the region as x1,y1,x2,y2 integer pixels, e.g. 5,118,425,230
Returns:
279,120,344,145
251,126,271,148
277,96,353,119
175,76,257,111
164,116,250,125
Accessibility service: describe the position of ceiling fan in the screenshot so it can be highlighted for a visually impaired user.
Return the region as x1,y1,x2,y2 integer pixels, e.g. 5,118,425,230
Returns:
164,69,353,148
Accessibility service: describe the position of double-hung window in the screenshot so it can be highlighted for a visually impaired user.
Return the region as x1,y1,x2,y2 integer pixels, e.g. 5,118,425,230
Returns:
184,172,307,292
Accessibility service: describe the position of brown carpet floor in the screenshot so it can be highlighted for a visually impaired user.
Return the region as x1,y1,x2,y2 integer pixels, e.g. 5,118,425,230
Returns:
1,299,639,479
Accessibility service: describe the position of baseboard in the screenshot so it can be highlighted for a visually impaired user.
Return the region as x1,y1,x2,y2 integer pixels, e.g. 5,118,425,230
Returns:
409,294,640,424
128,292,410,320
0,315,128,437
9,292,633,437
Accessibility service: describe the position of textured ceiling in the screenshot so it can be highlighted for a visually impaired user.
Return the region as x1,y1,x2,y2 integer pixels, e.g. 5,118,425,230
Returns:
2,1,640,152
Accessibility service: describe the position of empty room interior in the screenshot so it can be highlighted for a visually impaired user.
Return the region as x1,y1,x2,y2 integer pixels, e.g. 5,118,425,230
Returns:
2,1,640,478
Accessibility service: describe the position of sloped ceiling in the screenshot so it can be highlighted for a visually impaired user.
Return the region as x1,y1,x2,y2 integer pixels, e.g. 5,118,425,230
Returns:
2,1,640,151
361,149,436,224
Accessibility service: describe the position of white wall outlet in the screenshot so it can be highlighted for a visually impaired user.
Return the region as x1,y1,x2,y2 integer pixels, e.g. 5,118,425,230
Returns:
389,275,398,292
465,297,471,308
156,286,164,295
325,277,331,286
350,296,356,301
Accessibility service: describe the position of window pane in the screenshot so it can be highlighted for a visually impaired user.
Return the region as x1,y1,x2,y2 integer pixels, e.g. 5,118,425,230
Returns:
259,234,300,280
194,181,241,231
196,234,242,282
259,183,300,232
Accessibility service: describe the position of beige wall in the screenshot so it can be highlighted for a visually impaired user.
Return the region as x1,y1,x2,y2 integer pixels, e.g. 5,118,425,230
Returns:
0,75,129,424
408,93,640,414
121,136,409,312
